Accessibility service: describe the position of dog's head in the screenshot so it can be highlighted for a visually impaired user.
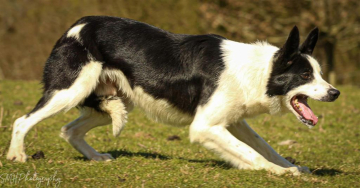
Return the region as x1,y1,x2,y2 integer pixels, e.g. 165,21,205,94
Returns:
266,26,340,128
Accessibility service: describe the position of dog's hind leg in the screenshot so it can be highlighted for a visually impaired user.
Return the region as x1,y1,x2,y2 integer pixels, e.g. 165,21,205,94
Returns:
61,96,128,161
7,61,103,162
60,108,113,161
226,120,309,173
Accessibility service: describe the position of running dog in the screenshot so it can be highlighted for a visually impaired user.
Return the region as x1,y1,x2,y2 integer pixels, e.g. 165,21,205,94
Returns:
7,16,340,175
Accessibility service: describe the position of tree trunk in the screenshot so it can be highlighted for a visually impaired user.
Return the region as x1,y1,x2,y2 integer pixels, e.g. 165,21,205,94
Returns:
323,40,336,84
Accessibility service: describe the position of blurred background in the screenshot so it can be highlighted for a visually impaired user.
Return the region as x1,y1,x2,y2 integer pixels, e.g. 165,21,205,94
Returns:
0,0,359,85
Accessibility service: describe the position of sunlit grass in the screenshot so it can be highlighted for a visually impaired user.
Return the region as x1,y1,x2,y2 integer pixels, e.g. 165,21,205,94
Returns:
0,80,359,187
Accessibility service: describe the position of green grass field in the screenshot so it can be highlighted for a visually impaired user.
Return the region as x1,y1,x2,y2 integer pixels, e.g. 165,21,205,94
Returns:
0,80,359,187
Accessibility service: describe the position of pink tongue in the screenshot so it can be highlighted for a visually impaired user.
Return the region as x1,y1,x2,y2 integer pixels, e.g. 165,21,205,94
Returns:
298,98,318,125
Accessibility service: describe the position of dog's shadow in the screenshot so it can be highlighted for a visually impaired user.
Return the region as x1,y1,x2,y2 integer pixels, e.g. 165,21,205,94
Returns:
75,149,232,169
108,149,170,160
75,151,345,174
310,168,343,176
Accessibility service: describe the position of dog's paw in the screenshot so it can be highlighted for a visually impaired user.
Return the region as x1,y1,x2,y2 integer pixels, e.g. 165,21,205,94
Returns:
267,164,301,176
269,166,300,176
298,166,310,174
7,149,28,162
285,166,310,176
90,153,114,161
286,166,302,176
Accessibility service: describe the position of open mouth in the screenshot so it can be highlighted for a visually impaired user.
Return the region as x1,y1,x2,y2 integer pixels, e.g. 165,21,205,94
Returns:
290,95,318,127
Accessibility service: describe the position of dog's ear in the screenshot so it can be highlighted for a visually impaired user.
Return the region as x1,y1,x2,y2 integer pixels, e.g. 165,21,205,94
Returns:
279,26,300,60
299,27,319,55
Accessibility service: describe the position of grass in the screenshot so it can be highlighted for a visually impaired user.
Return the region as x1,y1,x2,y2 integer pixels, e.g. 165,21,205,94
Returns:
0,80,359,187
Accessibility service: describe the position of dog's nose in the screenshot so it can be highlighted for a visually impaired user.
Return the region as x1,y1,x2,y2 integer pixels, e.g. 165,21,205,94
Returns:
328,89,340,101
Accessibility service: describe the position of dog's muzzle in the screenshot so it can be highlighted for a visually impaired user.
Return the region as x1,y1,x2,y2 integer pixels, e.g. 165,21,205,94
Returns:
321,88,340,102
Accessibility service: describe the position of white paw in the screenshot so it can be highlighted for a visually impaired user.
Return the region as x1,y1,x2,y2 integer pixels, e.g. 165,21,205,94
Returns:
286,166,302,176
7,149,28,162
299,166,311,174
268,164,302,176
90,153,114,161
285,166,310,176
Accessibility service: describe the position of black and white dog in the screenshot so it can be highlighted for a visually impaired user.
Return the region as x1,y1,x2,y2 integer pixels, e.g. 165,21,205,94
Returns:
8,16,340,175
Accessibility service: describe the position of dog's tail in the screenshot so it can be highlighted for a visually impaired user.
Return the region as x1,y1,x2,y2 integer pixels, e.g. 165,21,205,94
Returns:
82,95,128,138
97,96,128,137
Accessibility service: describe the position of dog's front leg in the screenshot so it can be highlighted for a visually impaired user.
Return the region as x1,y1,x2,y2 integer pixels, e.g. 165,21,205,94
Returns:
227,120,309,173
190,120,304,175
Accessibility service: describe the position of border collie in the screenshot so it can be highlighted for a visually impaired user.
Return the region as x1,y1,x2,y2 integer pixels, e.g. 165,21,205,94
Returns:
7,16,340,175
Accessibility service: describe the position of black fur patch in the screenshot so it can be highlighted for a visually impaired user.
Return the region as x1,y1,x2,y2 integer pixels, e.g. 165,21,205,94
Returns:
82,93,103,112
38,16,226,115
266,54,314,96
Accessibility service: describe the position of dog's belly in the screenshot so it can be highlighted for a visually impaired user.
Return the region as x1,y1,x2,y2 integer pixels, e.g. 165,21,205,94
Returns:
96,69,194,126
131,87,194,126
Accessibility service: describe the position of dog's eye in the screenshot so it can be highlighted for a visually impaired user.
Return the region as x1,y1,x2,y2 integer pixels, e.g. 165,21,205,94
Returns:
301,72,311,79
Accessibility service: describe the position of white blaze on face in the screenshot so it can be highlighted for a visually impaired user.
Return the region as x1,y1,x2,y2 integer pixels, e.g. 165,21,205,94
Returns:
287,55,334,101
